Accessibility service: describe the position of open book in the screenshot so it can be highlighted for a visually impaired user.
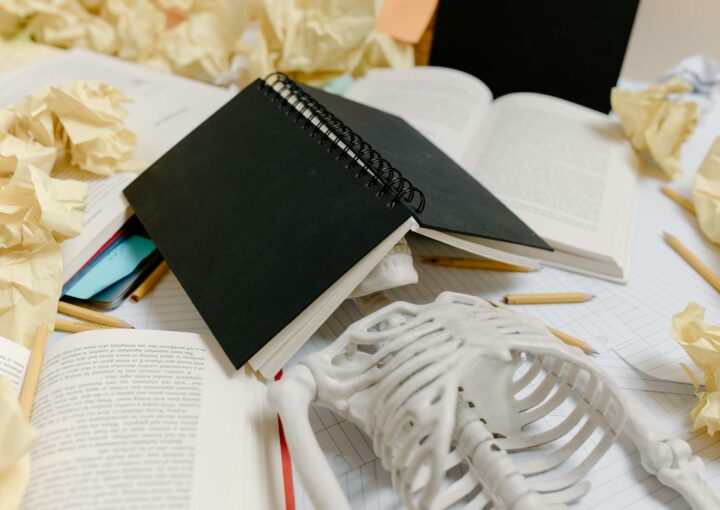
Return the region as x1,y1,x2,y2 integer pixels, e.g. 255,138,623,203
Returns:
0,48,235,283
0,331,284,509
347,67,640,282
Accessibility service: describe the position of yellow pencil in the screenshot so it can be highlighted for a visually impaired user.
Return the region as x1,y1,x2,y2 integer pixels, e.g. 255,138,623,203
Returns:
19,324,50,419
661,186,696,215
503,292,594,305
545,326,598,356
58,301,132,329
664,232,720,293
487,300,597,355
421,256,535,272
55,319,114,334
130,260,169,303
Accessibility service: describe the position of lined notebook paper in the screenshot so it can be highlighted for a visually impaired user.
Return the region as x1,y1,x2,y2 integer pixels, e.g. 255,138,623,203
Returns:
606,176,720,383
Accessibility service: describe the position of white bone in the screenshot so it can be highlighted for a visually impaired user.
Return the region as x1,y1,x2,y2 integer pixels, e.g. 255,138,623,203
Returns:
268,292,720,509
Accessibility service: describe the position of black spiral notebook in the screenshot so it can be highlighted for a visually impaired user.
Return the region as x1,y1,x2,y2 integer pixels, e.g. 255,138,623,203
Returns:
124,73,549,376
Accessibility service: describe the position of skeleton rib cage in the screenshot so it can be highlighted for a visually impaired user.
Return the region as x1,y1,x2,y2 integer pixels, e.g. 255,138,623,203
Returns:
270,292,720,510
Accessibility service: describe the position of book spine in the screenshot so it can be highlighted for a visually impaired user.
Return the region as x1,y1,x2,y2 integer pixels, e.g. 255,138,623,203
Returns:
259,73,425,213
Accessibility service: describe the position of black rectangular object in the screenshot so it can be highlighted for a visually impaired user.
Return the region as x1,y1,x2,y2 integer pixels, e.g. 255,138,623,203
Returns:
125,77,547,369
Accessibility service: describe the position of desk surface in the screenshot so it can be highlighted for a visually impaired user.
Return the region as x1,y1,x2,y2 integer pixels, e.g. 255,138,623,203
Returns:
621,0,720,81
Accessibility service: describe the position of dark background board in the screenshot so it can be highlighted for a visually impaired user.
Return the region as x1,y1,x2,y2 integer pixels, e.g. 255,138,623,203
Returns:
430,0,640,113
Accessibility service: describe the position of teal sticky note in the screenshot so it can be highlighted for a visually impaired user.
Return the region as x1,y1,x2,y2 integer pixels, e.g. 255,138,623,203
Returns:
324,75,354,96
65,235,156,299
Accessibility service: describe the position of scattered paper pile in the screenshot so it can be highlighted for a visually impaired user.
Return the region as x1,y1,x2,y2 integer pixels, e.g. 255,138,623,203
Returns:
0,377,35,510
672,303,720,435
693,136,720,243
0,81,136,347
0,0,413,87
611,77,698,180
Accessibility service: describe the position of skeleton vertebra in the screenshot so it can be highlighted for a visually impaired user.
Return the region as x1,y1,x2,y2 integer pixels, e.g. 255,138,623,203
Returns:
269,292,720,509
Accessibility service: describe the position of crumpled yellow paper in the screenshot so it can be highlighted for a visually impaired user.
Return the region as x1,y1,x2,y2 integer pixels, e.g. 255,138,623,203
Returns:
25,0,118,55
692,136,720,243
671,302,720,435
1,0,412,87
0,81,136,347
1,81,137,176
0,376,37,510
0,164,86,347
611,77,698,180
100,0,247,83
1,0,257,84
245,0,413,86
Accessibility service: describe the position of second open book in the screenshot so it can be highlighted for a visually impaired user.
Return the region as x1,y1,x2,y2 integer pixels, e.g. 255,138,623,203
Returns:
1,330,284,509
348,67,639,283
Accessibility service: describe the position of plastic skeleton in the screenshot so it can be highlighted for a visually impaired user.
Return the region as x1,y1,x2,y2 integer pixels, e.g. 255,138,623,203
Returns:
269,292,720,509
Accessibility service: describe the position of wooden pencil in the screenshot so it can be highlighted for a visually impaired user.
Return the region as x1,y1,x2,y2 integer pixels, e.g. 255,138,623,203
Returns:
487,300,597,355
545,326,598,355
58,301,132,329
661,186,696,215
664,232,720,293
130,260,169,303
55,319,114,334
19,324,50,419
421,256,535,272
503,292,594,305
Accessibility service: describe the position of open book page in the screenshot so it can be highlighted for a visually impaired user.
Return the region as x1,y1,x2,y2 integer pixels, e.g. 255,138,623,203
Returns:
466,93,638,263
0,336,30,395
21,330,282,509
346,67,492,163
0,49,234,282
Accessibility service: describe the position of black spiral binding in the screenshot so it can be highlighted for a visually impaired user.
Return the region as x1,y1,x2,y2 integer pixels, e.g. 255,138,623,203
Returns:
259,73,425,213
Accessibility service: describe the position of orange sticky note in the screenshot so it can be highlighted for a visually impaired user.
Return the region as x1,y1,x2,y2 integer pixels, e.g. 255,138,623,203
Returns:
376,0,439,44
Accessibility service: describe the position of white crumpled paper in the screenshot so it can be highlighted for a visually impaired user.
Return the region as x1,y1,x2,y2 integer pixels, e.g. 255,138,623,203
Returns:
671,303,720,435
611,77,698,180
0,81,136,347
692,136,720,243
0,376,36,510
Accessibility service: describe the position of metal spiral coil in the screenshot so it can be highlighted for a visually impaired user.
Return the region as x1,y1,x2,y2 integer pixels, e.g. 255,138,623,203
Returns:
259,72,426,213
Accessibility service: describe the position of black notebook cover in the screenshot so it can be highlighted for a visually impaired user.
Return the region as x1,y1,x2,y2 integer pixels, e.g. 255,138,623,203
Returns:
306,87,549,249
124,77,547,369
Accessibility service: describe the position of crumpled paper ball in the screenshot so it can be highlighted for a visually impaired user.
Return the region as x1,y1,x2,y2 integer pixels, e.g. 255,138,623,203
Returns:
0,376,37,510
611,77,698,180
246,0,413,86
0,163,86,346
101,0,248,84
1,0,413,87
692,136,720,243
25,0,118,55
671,302,720,435
2,81,137,176
2,0,258,85
0,80,136,346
